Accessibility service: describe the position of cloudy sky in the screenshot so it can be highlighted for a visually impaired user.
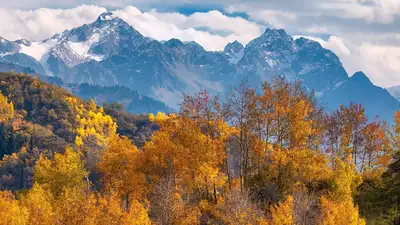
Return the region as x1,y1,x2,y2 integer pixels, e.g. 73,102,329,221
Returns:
0,0,399,87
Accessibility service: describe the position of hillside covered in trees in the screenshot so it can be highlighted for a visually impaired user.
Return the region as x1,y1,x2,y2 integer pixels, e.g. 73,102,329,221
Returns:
0,72,399,224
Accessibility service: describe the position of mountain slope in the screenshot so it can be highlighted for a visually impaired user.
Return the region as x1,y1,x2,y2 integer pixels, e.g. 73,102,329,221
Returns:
0,72,158,190
63,83,172,114
387,86,400,101
322,72,399,121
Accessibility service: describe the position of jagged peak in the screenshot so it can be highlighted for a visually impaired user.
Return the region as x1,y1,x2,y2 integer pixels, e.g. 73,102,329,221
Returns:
246,27,293,49
93,11,130,28
351,71,373,85
15,39,32,46
164,38,184,48
0,36,9,43
295,37,322,47
223,41,244,53
262,28,289,38
97,11,115,22
184,41,205,51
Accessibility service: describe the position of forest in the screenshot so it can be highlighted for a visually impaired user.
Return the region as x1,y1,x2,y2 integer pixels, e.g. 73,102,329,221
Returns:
0,72,399,225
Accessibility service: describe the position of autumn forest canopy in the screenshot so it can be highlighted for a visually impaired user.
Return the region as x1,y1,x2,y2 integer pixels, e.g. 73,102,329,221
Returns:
0,72,399,225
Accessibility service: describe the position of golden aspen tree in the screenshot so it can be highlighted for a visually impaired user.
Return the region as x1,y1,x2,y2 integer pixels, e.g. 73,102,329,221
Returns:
181,91,238,194
95,193,125,225
318,158,365,225
361,121,392,177
269,195,294,225
32,75,40,88
66,96,117,148
0,92,14,123
53,187,98,225
95,193,151,225
319,196,365,225
288,98,313,149
122,200,152,225
257,82,275,175
34,147,88,197
20,183,55,225
144,115,226,198
0,191,29,225
98,134,147,210
338,104,368,168
269,147,331,196
89,98,97,111
270,77,291,148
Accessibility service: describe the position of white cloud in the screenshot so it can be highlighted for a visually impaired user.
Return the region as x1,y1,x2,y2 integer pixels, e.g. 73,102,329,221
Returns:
295,35,351,56
0,5,261,51
296,34,400,87
0,5,106,41
359,43,400,86
114,6,262,50
225,4,297,28
320,0,400,24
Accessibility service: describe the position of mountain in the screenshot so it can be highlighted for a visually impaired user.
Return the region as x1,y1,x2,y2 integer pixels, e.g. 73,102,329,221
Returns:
62,83,172,114
0,37,20,54
15,75,171,115
387,86,400,101
0,61,36,74
322,72,399,121
0,53,47,75
223,40,244,64
0,12,398,121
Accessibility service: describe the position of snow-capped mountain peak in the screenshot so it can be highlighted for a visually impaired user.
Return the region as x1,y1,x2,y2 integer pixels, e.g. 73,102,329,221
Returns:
97,11,115,21
15,39,32,46
12,12,149,75
0,37,20,54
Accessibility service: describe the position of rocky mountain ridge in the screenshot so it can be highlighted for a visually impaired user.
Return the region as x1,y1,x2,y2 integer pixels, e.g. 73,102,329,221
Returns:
0,12,398,121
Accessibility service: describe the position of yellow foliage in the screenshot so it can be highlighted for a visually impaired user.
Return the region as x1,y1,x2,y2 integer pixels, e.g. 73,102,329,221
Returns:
75,135,83,147
173,201,201,225
0,92,14,123
211,190,267,225
149,111,170,122
53,187,98,225
329,159,362,201
32,75,40,88
319,196,366,225
289,99,313,148
268,147,331,192
34,147,88,197
66,96,117,148
143,116,226,193
20,183,55,225
148,113,155,122
0,191,29,225
123,200,152,225
216,119,239,142
98,135,147,204
95,193,125,225
318,158,365,225
269,195,294,225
